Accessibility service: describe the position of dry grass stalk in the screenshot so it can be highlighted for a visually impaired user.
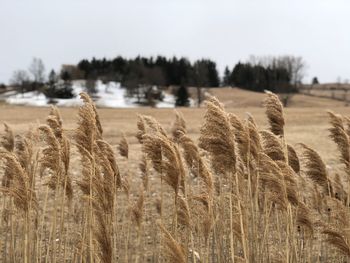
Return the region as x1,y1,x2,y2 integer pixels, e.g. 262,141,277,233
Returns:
322,228,350,257
94,211,113,263
327,111,350,170
132,188,145,229
199,96,236,175
299,143,330,194
246,113,262,162
139,155,149,191
118,133,129,159
136,115,146,144
144,134,185,195
1,124,16,187
287,144,300,174
228,113,249,165
178,133,199,174
0,151,36,263
0,151,36,213
263,91,285,137
276,161,299,206
176,194,191,228
296,202,314,235
260,130,286,162
258,153,288,210
38,125,62,190
158,223,187,263
142,115,168,137
97,140,122,189
1,123,14,152
75,92,98,155
178,133,214,195
142,134,162,174
171,110,187,142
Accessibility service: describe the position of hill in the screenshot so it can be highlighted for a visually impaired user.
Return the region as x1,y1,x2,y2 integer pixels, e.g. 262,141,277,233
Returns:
207,87,347,108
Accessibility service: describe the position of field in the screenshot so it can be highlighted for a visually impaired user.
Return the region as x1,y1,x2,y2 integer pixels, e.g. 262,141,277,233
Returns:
0,88,350,262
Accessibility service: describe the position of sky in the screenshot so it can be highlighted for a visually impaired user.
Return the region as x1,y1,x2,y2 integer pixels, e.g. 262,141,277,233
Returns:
1,0,350,84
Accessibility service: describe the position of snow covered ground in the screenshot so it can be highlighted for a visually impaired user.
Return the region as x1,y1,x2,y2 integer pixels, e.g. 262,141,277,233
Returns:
2,81,186,108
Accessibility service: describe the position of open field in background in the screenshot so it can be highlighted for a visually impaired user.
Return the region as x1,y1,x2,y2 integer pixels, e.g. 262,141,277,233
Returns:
1,104,349,162
300,83,350,104
1,87,350,165
1,88,350,262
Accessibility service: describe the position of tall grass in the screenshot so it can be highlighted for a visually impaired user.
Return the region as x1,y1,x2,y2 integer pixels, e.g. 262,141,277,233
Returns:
0,91,349,262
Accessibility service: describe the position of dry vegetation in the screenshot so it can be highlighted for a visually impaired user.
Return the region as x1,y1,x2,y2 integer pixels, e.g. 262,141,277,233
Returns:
0,91,350,262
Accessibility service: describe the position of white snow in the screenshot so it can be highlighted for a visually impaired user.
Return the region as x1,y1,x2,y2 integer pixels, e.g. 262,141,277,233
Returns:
2,80,192,108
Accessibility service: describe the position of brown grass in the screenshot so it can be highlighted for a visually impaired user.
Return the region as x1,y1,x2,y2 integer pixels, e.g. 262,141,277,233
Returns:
0,90,350,262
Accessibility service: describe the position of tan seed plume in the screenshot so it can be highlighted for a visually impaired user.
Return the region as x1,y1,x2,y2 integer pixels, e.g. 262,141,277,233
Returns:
327,111,350,170
287,144,300,174
118,133,129,159
263,91,285,137
1,123,14,152
199,97,236,175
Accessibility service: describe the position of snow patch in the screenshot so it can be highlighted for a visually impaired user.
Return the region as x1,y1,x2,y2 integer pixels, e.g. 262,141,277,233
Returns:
2,80,191,108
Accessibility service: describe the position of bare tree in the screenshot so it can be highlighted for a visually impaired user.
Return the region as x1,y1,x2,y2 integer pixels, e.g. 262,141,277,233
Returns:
29,57,45,83
193,61,209,107
248,55,307,89
10,70,30,95
86,79,97,95
280,56,306,88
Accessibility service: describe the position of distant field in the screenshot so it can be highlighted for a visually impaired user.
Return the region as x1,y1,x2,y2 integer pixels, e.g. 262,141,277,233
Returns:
300,83,350,103
1,95,349,164
209,87,348,108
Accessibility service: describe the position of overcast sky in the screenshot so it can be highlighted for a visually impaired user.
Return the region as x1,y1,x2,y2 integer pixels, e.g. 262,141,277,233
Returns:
1,0,350,84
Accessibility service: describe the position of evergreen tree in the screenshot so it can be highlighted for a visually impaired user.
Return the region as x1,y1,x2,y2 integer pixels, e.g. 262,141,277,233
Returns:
48,69,57,84
175,85,190,107
312,77,319,85
223,66,231,86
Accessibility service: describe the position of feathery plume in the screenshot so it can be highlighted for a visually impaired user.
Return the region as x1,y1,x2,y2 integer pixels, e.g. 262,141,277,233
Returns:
296,202,313,234
276,161,299,206
38,125,62,190
327,111,350,170
97,140,122,189
258,153,288,210
0,151,37,212
158,223,187,263
171,110,187,142
132,188,144,229
139,155,149,191
228,113,249,165
142,134,162,174
322,228,350,257
136,115,146,144
287,144,300,174
199,97,236,175
263,91,285,137
75,92,98,155
144,134,185,194
1,123,14,152
246,113,262,162
260,130,286,162
142,115,168,137
176,194,191,228
178,133,199,175
118,133,129,159
81,92,103,137
299,143,329,193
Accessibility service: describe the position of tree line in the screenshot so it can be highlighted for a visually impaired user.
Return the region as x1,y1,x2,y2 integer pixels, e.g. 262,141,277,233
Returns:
8,55,308,100
77,56,220,88
223,55,306,93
